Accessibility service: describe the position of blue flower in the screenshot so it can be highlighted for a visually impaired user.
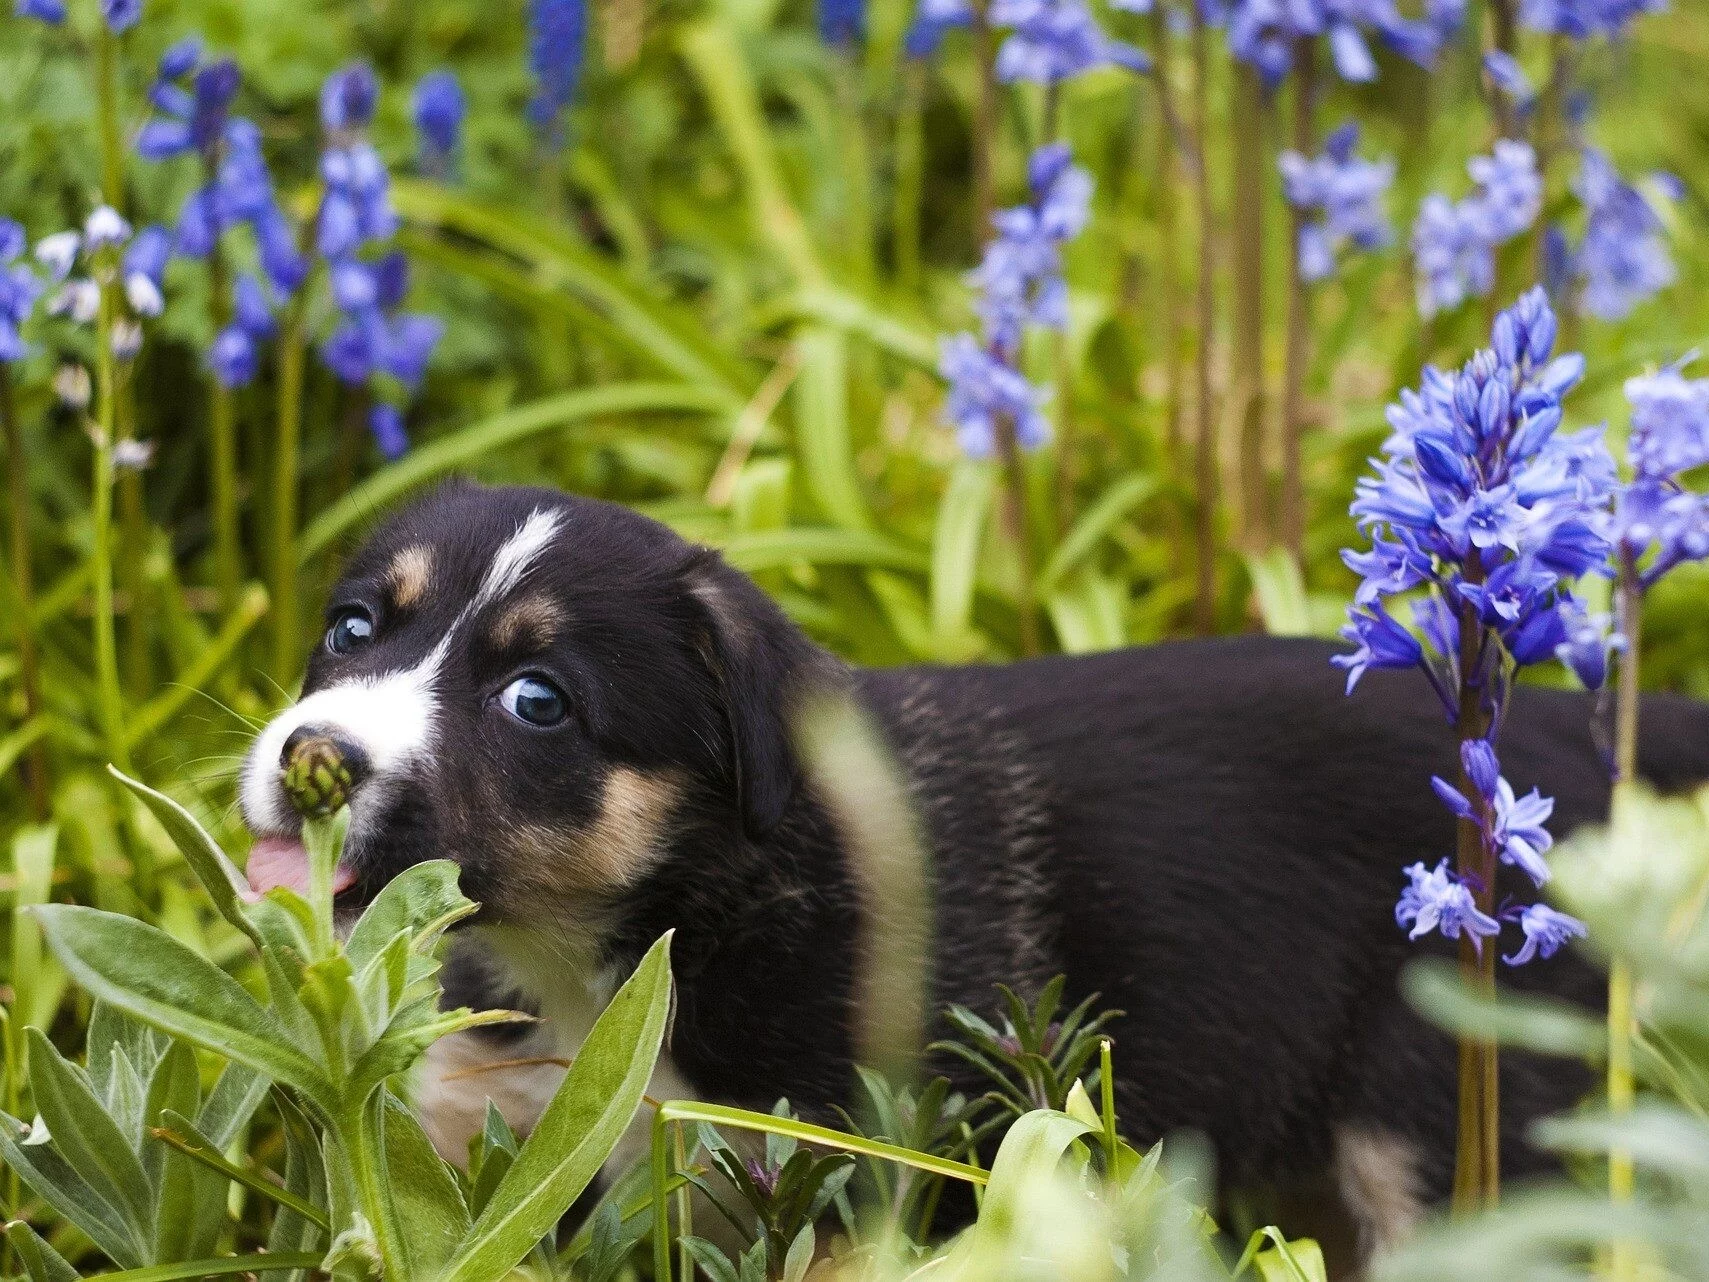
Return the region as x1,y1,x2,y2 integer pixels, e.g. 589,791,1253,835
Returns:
1520,0,1664,39
15,0,66,21
969,145,1091,354
209,325,257,388
819,0,866,44
1571,149,1676,321
1396,860,1501,947
528,0,587,136
1554,600,1616,690
989,0,1150,83
1614,362,1709,586
1279,122,1395,282
369,403,409,460
322,62,379,132
1411,141,1540,317
1502,903,1586,965
414,71,466,174
904,0,972,56
939,333,1050,459
102,0,140,31
1225,0,1455,88
1482,50,1535,110
0,221,43,363
1332,601,1424,693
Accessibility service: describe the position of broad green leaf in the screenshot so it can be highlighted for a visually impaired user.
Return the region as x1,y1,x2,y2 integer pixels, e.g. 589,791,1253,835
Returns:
153,1109,330,1229
266,1091,330,1274
1253,1233,1328,1282
945,1110,1094,1271
440,932,675,1282
719,527,929,575
300,384,733,562
1243,548,1315,638
1402,960,1607,1060
930,460,995,657
791,328,868,531
4,1220,80,1282
32,906,334,1112
1038,472,1158,593
82,1253,326,1280
345,860,471,972
107,767,263,950
680,1236,742,1282
368,1091,472,1278
10,823,64,1035
0,1108,144,1265
144,1042,204,1261
26,1028,154,1251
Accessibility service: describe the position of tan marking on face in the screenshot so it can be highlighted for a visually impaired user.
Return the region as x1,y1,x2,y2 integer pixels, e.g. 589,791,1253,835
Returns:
495,767,683,909
490,595,566,652
387,546,434,610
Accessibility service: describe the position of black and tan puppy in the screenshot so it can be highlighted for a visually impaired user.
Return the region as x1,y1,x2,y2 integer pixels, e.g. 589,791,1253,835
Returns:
241,480,1709,1260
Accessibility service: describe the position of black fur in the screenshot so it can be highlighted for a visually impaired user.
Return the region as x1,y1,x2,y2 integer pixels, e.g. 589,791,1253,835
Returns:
248,480,1709,1241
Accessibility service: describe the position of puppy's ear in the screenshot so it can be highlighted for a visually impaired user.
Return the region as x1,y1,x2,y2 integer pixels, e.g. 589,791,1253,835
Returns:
683,550,841,836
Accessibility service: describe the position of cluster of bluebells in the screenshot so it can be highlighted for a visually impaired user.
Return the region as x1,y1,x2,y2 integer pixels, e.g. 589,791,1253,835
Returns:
0,221,42,362
1520,0,1665,39
36,208,150,362
1561,149,1680,322
1223,0,1464,88
938,145,1089,457
906,0,1150,78
527,0,587,141
316,64,443,461
1339,288,1613,964
1613,361,1709,588
1411,140,1542,317
1277,123,1394,283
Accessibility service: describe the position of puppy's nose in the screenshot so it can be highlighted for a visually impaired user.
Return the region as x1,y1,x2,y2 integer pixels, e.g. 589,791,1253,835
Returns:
280,726,371,817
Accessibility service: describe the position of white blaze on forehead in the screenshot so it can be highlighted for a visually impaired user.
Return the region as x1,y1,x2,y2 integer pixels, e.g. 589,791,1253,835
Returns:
476,508,563,612
240,637,450,836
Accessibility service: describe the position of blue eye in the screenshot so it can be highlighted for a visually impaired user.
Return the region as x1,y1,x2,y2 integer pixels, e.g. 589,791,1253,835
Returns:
500,675,568,727
327,609,374,655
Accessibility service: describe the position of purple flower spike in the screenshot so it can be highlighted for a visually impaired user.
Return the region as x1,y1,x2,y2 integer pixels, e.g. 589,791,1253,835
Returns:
1396,860,1502,948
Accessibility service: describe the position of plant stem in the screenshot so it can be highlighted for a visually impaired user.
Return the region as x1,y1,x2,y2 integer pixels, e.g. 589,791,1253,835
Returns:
1607,562,1642,1279
94,28,127,213
1487,0,1518,138
272,292,309,685
1450,563,1498,1213
1150,4,1184,475
1231,63,1267,552
1,365,49,820
1280,39,1316,560
206,234,242,617
1189,0,1217,635
969,0,998,242
93,284,132,782
996,408,1041,656
893,61,927,295
1043,82,1077,537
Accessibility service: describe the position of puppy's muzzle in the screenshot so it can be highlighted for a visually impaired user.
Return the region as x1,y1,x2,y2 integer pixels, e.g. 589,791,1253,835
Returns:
280,726,372,817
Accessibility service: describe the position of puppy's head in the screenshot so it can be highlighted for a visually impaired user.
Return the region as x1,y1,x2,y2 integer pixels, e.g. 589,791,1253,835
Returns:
240,481,833,934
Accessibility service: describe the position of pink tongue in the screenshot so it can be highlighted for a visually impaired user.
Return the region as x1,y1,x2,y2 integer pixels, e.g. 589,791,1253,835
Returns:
244,837,358,901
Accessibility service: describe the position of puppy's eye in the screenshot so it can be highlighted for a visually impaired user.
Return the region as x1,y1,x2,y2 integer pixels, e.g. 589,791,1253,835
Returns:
326,609,375,655
499,675,569,727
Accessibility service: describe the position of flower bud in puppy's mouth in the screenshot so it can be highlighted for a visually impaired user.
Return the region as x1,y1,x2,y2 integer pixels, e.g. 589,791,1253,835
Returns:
243,836,358,901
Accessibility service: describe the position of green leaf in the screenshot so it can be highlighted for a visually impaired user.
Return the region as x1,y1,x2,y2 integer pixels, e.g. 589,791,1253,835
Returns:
144,1042,204,1262
930,460,995,657
266,1090,330,1272
1253,1233,1328,1282
0,1109,143,1266
946,1110,1094,1269
680,1236,743,1282
1243,548,1313,638
25,1027,154,1256
9,824,62,1036
79,1253,326,1280
1038,472,1158,594
299,385,733,562
1402,960,1607,1060
440,932,675,1282
32,906,334,1113
719,527,929,576
368,1090,472,1279
152,1109,330,1230
791,327,869,531
344,860,471,973
107,767,264,950
4,1220,80,1282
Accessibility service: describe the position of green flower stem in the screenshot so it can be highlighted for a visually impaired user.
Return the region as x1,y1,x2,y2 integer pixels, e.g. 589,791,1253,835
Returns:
1450,557,1498,1213
968,0,997,240
1279,38,1316,560
1608,562,1642,1281
1189,0,1217,635
93,282,131,779
1,364,49,820
116,377,149,696
271,290,309,684
1231,62,1268,553
206,235,242,617
94,26,127,213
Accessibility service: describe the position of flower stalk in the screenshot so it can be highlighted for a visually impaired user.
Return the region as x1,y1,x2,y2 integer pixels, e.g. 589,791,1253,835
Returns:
1232,62,1268,552
1,363,49,820
1189,0,1216,634
91,278,131,780
1279,39,1316,559
271,288,309,684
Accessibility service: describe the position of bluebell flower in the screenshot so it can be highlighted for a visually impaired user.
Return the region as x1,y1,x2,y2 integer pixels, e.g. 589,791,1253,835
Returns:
159,36,202,79
369,403,409,460
528,0,587,137
1502,903,1586,965
1332,601,1425,692
1570,148,1675,321
209,325,257,388
989,0,1150,83
904,0,972,56
414,71,466,175
1280,123,1395,282
0,220,43,362
819,0,866,45
1482,50,1535,111
321,62,379,133
1225,0,1455,88
1437,742,1558,886
15,0,66,21
102,0,140,31
1396,860,1501,948
1520,0,1664,39
84,206,132,250
1613,362,1709,587
939,333,1050,459
1411,141,1540,317
969,144,1091,355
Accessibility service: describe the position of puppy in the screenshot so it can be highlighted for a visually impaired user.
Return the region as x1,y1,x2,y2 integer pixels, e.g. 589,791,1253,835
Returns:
241,480,1709,1262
